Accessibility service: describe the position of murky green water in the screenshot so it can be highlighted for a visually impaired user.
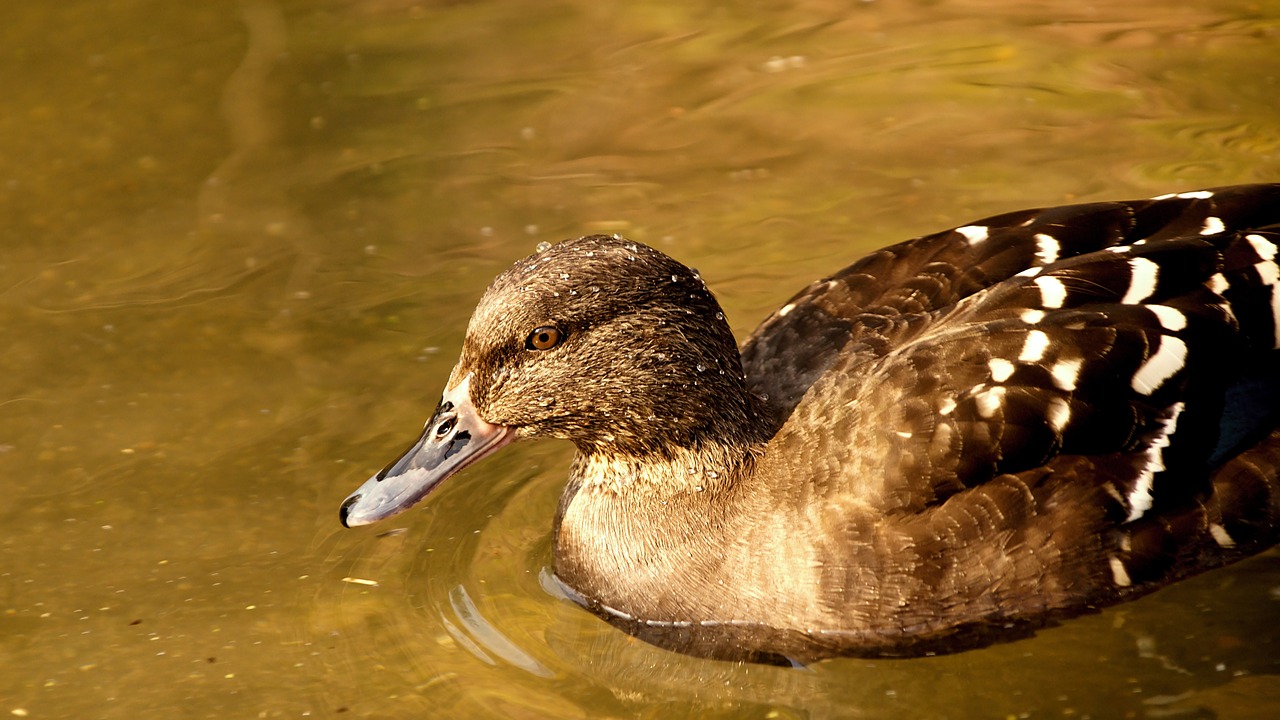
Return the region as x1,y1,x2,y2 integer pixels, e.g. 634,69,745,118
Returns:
3,1,1279,717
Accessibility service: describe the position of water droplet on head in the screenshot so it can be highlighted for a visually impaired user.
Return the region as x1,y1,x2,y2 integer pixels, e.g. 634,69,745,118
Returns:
559,273,570,280
535,241,552,253
715,312,724,320
696,364,707,373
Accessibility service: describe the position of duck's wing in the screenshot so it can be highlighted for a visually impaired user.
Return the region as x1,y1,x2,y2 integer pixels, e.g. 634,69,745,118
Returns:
815,220,1280,504
745,188,1280,639
741,185,1280,429
726,187,1279,655
760,184,1280,570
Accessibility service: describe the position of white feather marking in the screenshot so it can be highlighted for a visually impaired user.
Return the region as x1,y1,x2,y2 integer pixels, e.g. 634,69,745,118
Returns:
1152,192,1176,200
1209,523,1236,548
1146,304,1187,331
778,303,796,317
1125,402,1183,522
1034,233,1060,264
930,422,953,454
938,396,957,416
1259,259,1280,288
1248,234,1278,261
1017,266,1043,278
989,358,1015,382
956,225,989,245
1105,245,1129,254
1050,357,1083,391
1207,273,1229,294
1132,336,1187,395
1021,309,1045,324
1200,216,1226,235
1176,190,1214,200
1109,556,1132,587
1018,329,1050,362
1256,260,1280,348
1046,396,1070,432
1034,275,1067,309
896,430,913,439
974,387,1005,418
1121,257,1160,304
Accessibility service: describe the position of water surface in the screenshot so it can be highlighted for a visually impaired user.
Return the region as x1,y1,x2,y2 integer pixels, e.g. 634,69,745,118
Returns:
3,0,1279,717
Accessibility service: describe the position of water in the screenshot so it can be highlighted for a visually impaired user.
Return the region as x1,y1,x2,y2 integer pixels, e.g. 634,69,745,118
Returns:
3,0,1279,717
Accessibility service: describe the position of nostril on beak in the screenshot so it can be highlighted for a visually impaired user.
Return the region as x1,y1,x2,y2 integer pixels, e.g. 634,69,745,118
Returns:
339,494,361,528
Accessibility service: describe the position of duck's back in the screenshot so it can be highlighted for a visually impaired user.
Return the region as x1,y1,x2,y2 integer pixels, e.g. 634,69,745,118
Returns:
732,185,1280,655
742,185,1280,426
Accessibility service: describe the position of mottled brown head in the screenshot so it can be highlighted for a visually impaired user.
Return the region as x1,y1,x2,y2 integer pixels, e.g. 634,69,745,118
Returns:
454,235,763,457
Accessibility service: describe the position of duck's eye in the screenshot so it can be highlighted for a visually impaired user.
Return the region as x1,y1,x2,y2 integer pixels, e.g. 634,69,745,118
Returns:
526,326,563,351
435,416,456,438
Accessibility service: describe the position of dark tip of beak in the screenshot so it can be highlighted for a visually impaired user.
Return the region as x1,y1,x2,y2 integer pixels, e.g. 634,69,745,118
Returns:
339,494,361,528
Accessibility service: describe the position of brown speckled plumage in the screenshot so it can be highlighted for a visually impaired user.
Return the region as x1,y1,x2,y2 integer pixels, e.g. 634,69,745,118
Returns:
342,184,1280,663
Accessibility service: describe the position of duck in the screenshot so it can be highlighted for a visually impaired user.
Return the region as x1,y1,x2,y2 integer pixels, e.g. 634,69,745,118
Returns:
340,183,1280,663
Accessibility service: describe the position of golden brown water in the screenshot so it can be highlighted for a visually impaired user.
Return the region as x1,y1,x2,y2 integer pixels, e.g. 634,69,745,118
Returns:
4,1,1279,717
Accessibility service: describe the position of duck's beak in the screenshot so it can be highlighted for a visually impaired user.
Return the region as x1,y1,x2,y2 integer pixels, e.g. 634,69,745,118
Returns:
339,374,515,527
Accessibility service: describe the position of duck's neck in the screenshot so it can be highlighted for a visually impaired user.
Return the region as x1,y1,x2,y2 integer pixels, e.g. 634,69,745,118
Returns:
551,437,764,621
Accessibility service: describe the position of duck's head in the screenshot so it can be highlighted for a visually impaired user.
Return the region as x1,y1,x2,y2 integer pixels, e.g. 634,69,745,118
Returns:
340,235,759,527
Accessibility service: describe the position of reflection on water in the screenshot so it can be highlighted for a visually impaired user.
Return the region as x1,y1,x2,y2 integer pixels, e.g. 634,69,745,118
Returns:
444,584,553,678
3,0,1279,717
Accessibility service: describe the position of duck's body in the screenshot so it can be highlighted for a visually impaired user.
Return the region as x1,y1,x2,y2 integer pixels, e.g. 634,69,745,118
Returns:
342,184,1280,662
